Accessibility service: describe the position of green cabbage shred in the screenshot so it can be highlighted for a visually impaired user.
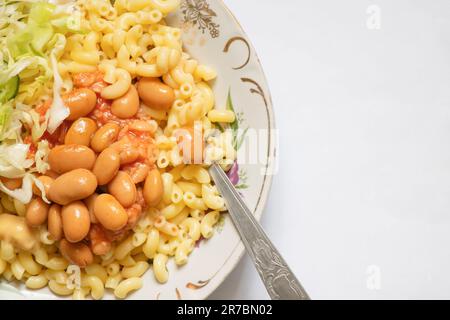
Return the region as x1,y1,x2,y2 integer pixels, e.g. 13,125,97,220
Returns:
0,1,82,203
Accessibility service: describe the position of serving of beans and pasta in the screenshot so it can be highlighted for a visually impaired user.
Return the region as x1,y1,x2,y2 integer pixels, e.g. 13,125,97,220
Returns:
0,0,237,299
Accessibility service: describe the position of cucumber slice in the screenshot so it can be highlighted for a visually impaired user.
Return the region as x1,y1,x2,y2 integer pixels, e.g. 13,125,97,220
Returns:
0,76,20,103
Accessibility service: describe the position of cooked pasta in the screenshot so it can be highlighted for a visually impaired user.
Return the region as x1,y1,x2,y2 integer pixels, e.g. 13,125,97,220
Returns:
0,0,236,300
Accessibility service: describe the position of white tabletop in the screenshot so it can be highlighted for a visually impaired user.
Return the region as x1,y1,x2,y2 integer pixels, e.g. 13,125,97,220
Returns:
210,0,450,299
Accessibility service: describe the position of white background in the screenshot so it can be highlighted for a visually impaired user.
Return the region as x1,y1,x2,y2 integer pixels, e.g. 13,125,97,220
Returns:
210,0,450,299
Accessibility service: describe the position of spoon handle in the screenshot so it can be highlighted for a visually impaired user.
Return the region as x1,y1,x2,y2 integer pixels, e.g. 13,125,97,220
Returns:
209,163,310,300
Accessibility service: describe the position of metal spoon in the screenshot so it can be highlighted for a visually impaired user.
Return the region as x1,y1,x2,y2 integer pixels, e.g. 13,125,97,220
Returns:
209,163,310,300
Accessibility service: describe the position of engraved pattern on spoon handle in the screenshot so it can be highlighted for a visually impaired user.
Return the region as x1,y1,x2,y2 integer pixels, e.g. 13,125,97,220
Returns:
209,164,310,300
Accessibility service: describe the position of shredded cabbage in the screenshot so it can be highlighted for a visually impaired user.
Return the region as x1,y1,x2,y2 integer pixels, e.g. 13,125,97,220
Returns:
0,1,81,203
0,103,49,142
0,143,33,178
35,140,50,174
47,35,69,133
0,102,13,136
31,173,50,203
0,0,80,106
0,173,34,204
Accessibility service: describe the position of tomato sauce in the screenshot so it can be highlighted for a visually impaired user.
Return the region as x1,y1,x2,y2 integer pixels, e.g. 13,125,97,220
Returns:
72,71,104,89
80,72,157,178
33,71,158,240
23,136,37,160
35,99,52,120
78,71,158,234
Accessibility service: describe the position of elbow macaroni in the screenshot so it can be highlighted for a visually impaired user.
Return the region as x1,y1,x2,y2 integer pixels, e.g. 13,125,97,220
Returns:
82,275,105,300
101,68,132,99
25,274,48,289
202,185,225,210
0,0,237,300
121,261,149,278
114,277,143,299
153,253,169,283
200,211,220,239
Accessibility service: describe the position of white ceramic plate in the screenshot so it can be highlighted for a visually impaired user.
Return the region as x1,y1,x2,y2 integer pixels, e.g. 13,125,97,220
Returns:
0,0,275,300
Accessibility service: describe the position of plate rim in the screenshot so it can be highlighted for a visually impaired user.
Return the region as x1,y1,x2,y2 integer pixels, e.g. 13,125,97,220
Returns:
201,0,277,300
0,0,277,300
